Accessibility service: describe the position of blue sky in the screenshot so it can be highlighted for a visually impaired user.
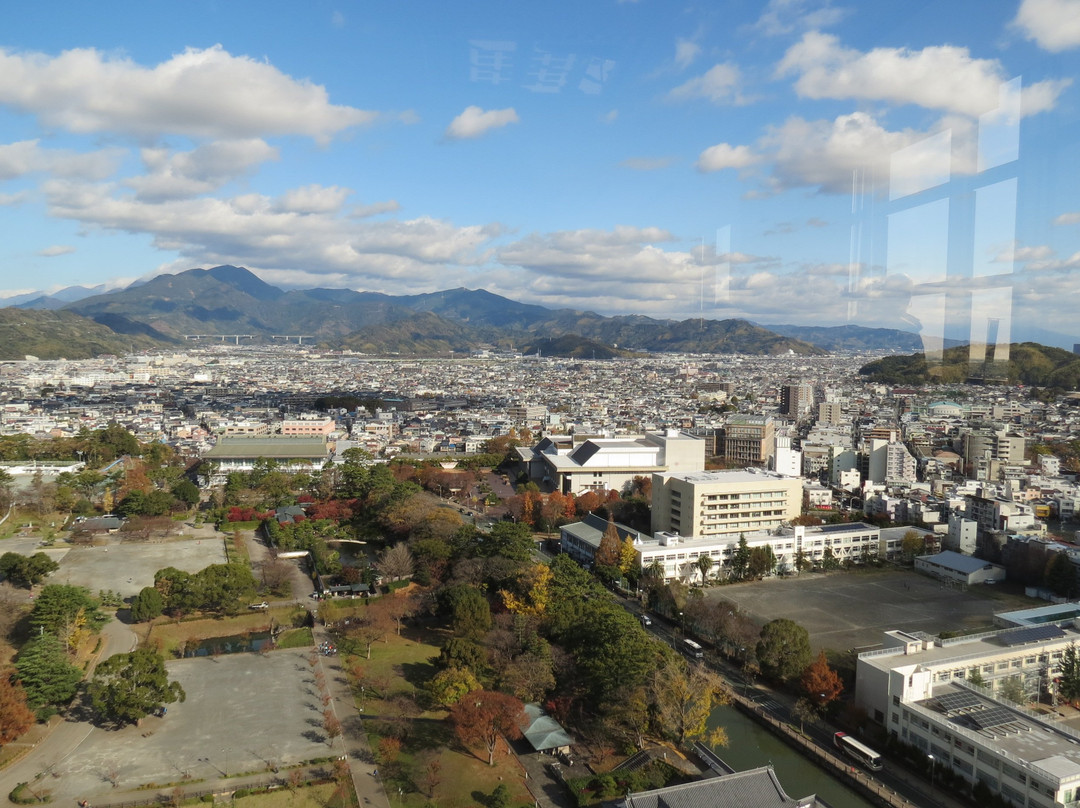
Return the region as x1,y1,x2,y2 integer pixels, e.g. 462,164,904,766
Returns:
1,0,1079,344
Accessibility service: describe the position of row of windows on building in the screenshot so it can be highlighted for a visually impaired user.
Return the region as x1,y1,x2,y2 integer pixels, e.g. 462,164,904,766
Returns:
898,714,1062,807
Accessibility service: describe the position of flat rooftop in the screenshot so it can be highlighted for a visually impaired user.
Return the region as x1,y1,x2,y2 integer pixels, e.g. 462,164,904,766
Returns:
861,625,1080,673
666,470,789,484
917,684,1080,781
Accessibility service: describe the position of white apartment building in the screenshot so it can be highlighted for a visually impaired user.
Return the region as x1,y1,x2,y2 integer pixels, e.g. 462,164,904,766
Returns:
634,521,881,582
651,469,802,539
522,430,705,495
856,618,1080,808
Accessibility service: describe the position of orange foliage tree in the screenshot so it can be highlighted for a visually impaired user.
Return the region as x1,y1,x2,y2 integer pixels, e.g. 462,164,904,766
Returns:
450,690,527,765
800,650,843,708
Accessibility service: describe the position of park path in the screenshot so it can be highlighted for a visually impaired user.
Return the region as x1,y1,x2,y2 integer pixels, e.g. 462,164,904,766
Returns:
0,608,138,806
241,528,389,808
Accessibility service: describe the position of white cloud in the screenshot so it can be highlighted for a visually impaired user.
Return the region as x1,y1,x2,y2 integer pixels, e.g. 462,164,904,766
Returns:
696,143,759,172
752,0,847,37
674,38,702,70
763,112,918,193
349,200,401,219
0,139,123,181
0,191,27,206
494,229,780,316
37,245,75,257
0,45,376,142
1014,0,1080,52
331,10,346,29
1054,211,1080,225
41,179,501,284
444,106,519,140
994,243,1054,263
126,139,279,201
620,156,675,171
668,63,748,105
777,32,1070,117
273,184,352,215
602,109,619,124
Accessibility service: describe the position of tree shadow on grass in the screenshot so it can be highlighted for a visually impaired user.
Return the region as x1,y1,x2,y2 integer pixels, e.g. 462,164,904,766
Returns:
403,716,454,753
399,660,437,691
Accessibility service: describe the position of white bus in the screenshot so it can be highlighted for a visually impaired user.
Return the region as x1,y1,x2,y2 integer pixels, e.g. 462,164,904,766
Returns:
833,732,883,771
682,638,704,659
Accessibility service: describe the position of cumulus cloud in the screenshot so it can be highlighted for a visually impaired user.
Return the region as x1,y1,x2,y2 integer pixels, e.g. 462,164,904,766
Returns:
763,112,917,193
0,191,27,206
273,184,352,215
696,143,759,172
668,64,748,105
777,32,1070,117
1014,0,1080,52
349,200,401,219
444,106,519,140
495,227,780,319
498,226,692,283
126,139,279,201
37,245,75,257
41,179,501,284
0,45,376,142
1054,211,1080,225
0,139,123,181
620,156,674,171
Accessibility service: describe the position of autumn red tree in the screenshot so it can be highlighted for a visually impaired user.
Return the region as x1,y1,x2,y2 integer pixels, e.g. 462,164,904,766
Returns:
575,490,601,516
0,675,36,744
450,690,527,765
595,516,621,567
800,650,843,708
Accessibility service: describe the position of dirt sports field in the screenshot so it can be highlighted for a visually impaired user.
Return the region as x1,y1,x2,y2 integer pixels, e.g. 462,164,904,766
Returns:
707,568,1036,655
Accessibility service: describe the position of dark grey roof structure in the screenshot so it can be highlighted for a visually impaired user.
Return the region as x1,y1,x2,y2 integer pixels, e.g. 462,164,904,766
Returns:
615,766,823,808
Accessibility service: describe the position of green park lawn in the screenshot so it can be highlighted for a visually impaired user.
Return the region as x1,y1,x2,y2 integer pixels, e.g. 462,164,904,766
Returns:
348,627,533,808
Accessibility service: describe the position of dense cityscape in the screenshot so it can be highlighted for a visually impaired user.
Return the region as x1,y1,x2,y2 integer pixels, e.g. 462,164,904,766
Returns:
0,342,1079,808
3,0,1080,806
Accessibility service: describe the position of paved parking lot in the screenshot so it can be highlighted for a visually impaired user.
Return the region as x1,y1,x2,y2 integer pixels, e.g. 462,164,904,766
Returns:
707,569,1028,654
51,536,227,598
36,649,333,803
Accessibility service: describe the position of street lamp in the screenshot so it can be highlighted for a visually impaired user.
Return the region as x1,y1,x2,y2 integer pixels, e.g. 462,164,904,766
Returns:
222,747,229,777
927,754,934,791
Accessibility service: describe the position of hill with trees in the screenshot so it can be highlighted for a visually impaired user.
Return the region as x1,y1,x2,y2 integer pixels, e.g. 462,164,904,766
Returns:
0,308,169,359
859,342,1080,389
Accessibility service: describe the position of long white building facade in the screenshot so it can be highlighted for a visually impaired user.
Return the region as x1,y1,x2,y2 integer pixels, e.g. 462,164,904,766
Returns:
857,616,1080,807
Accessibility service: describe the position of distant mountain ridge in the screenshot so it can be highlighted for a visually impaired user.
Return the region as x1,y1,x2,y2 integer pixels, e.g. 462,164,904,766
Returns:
761,323,966,352
52,265,828,356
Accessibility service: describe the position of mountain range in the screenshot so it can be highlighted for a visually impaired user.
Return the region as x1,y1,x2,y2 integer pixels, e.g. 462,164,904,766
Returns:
0,264,944,359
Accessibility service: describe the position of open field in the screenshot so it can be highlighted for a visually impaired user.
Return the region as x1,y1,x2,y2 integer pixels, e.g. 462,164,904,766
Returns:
52,536,228,598
707,567,1041,655
19,649,335,805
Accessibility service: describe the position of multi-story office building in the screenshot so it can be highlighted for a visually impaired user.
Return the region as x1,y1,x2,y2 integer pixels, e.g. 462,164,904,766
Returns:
720,415,775,466
650,469,802,539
